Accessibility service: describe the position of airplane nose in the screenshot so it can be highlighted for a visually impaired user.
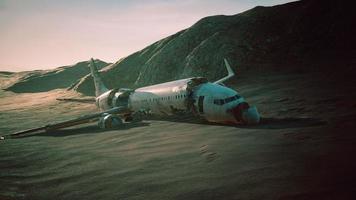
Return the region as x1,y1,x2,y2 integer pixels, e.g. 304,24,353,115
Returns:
241,106,260,125
230,102,260,125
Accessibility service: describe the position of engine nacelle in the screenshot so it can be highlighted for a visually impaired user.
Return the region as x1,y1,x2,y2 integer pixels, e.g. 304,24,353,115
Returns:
96,90,114,110
98,114,123,129
96,88,133,111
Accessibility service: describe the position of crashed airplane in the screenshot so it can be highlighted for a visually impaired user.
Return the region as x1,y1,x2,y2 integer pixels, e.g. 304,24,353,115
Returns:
1,58,260,139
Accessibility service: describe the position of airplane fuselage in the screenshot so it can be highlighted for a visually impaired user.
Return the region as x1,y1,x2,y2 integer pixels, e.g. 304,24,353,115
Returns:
96,77,258,125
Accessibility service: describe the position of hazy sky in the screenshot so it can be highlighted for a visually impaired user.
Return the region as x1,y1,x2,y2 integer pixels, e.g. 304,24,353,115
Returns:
0,0,295,71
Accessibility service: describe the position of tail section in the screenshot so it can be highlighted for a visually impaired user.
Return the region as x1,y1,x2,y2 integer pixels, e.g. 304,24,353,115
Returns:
89,58,108,97
214,58,235,85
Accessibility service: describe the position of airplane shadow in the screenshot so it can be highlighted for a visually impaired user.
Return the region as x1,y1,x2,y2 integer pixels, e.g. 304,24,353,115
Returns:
27,121,151,138
17,116,325,139
142,114,327,130
236,117,327,129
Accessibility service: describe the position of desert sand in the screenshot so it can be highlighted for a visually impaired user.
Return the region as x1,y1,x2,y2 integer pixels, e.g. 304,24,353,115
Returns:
1,68,356,200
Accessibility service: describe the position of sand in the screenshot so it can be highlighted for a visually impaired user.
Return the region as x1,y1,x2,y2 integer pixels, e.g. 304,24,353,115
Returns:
1,69,356,199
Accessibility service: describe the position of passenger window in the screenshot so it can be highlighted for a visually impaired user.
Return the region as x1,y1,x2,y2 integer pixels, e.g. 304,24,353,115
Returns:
213,99,224,105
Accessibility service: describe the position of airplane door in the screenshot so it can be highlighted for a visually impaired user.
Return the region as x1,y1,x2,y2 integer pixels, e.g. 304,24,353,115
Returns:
198,96,204,114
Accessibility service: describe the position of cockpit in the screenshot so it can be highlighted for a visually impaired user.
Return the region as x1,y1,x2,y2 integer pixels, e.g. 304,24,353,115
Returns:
213,94,241,105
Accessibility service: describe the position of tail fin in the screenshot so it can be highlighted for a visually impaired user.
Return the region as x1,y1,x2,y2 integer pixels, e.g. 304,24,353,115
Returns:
89,58,108,97
214,58,235,85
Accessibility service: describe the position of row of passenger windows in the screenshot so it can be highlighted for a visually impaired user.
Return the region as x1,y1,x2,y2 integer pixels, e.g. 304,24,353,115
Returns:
213,94,241,105
139,94,187,103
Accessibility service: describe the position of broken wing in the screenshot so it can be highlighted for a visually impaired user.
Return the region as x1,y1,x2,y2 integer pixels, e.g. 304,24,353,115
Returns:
6,107,129,139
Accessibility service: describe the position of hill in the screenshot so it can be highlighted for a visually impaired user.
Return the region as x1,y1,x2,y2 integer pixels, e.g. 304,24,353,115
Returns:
73,0,356,96
5,59,109,93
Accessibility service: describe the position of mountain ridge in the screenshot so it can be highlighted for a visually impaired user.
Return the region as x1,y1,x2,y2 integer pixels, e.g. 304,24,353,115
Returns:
5,59,110,93
73,0,355,96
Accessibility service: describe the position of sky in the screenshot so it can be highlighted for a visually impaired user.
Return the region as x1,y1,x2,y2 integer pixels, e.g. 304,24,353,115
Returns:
0,0,295,71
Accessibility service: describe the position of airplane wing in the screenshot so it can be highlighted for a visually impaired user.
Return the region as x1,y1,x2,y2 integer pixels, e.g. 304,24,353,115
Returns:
214,58,235,85
1,106,129,140
56,97,96,103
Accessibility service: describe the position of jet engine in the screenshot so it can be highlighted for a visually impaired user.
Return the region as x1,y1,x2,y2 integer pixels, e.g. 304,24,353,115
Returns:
96,88,133,111
98,114,123,129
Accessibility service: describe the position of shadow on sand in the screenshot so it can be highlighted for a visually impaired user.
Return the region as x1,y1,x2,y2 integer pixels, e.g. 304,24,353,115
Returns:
15,116,325,139
239,117,327,129
143,114,326,130
21,121,151,138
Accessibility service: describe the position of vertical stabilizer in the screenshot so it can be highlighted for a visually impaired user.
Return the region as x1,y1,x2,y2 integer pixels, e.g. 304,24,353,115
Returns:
89,58,109,97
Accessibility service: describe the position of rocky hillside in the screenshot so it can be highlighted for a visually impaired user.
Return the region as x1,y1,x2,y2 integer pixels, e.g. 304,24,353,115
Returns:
5,59,109,93
73,0,356,96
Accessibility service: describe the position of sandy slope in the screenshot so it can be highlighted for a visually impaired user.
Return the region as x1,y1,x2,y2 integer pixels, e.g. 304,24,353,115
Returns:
0,70,356,200
4,59,109,93
0,71,31,90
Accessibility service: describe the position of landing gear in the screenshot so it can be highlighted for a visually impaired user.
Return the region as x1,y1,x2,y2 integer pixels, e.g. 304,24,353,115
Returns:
124,115,134,122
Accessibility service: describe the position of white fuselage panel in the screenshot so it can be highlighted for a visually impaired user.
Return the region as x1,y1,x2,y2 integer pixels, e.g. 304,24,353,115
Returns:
129,78,191,114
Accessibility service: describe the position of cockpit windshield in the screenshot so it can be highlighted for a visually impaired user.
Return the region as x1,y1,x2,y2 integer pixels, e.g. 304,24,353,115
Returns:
213,94,241,105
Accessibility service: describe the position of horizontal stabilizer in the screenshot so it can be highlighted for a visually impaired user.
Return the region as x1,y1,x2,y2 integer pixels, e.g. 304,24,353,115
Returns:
214,58,235,85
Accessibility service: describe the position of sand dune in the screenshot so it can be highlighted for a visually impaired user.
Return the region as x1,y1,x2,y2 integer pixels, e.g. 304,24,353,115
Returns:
4,59,109,93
